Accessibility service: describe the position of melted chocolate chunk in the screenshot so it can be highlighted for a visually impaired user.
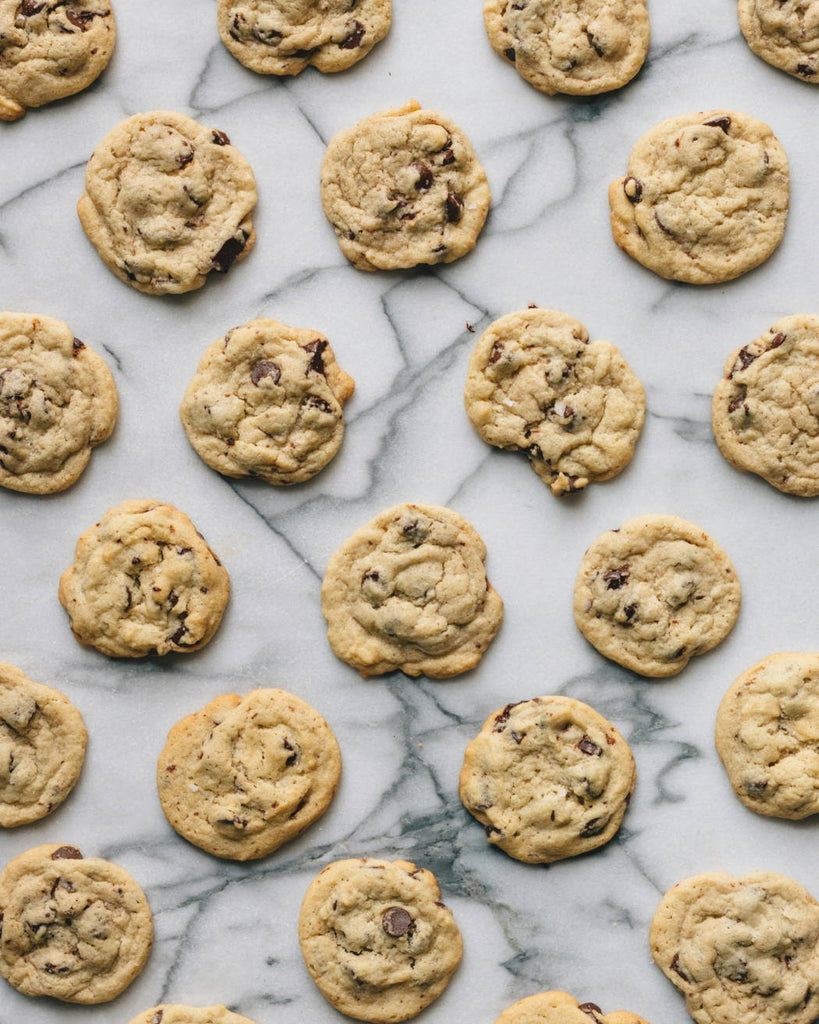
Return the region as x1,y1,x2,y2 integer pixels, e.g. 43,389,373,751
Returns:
302,338,328,375
703,115,731,134
212,129,231,146
413,162,433,190
66,8,101,30
20,0,45,15
623,176,643,204
283,738,299,767
493,701,524,730
72,337,86,356
623,602,637,620
382,906,414,937
602,566,629,590
579,1005,603,1023
505,46,517,61
578,817,605,838
339,20,365,48
576,735,603,756
797,63,816,76
51,846,83,860
446,192,463,223
488,341,504,364
212,233,247,273
306,395,332,413
178,146,194,168
770,332,787,349
250,360,281,385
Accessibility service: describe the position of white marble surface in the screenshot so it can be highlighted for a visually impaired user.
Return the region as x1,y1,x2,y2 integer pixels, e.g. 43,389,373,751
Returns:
2,1,819,1022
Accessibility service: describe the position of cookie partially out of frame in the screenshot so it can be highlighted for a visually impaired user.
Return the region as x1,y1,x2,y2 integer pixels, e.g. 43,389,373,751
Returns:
128,1005,261,1024
493,990,651,1024
738,0,819,82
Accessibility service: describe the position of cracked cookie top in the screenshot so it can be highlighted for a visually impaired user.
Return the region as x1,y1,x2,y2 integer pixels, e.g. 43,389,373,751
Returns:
738,0,819,81
493,990,651,1024
127,1009,261,1024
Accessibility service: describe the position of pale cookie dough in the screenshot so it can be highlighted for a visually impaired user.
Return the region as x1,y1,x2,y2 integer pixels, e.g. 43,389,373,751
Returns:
298,857,463,1022
0,311,117,494
493,991,650,1024
0,0,115,122
157,688,341,860
0,843,153,1003
573,514,741,677
321,502,503,678
77,111,257,295
484,0,650,96
609,110,789,284
128,1005,261,1024
320,100,490,271
464,307,645,496
218,0,391,75
58,499,231,658
180,318,355,485
712,315,819,496
651,871,819,1024
738,0,819,81
459,696,635,863
0,663,86,827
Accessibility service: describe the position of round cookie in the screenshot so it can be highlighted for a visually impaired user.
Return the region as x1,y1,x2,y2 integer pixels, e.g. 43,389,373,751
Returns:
493,991,651,1024
320,99,491,271
459,696,635,863
712,315,819,496
58,499,231,658
650,871,819,1024
321,502,504,678
738,0,819,82
157,688,341,860
217,0,391,75
77,111,257,295
573,514,741,678
0,0,115,122
608,110,789,284
0,311,117,494
0,843,153,1003
298,857,463,1022
128,1005,261,1024
0,663,86,827
464,307,645,496
180,318,355,485
484,0,650,96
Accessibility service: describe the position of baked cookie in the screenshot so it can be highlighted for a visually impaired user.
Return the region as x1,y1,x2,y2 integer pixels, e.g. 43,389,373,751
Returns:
0,663,86,827
298,857,463,1022
493,991,650,1024
128,1005,261,1024
738,0,819,81
320,100,490,271
157,688,341,860
0,0,115,122
58,499,230,658
573,514,741,677
321,502,503,678
217,0,391,75
464,307,645,496
0,843,153,1003
77,111,257,295
712,315,819,496
0,311,117,494
609,110,789,284
180,318,355,485
651,871,819,1024
459,696,635,863
484,0,650,96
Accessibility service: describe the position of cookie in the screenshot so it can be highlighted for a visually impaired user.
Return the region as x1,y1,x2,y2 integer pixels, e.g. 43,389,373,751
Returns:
128,1005,261,1024
180,318,355,485
712,315,819,496
321,502,503,678
609,110,789,284
650,871,819,1024
77,111,257,295
459,696,635,863
0,311,117,494
484,0,650,96
573,514,741,677
738,0,819,81
0,843,153,1003
493,991,650,1024
464,307,645,496
320,99,490,271
0,0,115,122
298,857,463,1022
217,0,391,75
58,499,230,658
157,688,341,860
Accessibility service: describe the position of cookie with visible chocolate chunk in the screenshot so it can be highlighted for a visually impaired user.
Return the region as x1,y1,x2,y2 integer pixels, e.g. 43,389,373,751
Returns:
320,100,490,271
58,499,230,658
298,857,463,1022
128,1005,261,1024
609,110,789,283
573,514,741,677
738,0,819,82
0,843,153,1003
493,990,650,1024
77,111,257,295
217,0,391,75
712,315,819,496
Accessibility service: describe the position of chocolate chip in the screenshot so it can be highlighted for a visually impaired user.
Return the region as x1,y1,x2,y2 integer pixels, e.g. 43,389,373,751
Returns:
576,735,603,756
382,906,414,937
623,176,643,204
44,963,70,974
488,341,504,364
66,8,99,30
579,1005,604,1023
169,623,189,645
445,192,463,223
654,211,675,237
797,63,816,76
736,346,757,371
51,846,83,860
509,730,525,744
302,338,328,375
283,738,298,767
493,701,524,730
251,360,281,385
339,20,365,48
602,566,629,589
704,115,731,133
413,162,433,190
72,338,86,356
770,332,787,349
504,46,517,61
579,817,605,838
212,130,231,146
441,149,456,166
584,29,604,56
212,233,246,273
151,1012,164,1024
306,396,332,413
744,779,768,796
178,146,194,168
20,1,45,15
623,602,637,620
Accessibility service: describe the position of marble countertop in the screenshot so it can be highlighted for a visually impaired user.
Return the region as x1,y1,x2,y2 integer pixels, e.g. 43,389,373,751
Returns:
2,1,819,1022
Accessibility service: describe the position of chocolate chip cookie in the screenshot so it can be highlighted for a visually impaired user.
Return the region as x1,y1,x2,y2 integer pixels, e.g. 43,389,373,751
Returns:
77,111,257,295
58,499,230,658
573,514,741,677
180,318,355,485
738,0,819,81
298,857,463,1022
0,843,153,1003
321,502,503,678
128,1005,261,1024
493,991,650,1024
609,110,789,283
464,307,645,496
320,100,490,271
